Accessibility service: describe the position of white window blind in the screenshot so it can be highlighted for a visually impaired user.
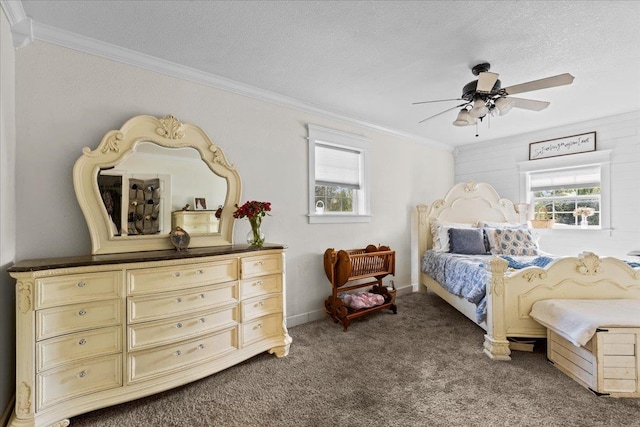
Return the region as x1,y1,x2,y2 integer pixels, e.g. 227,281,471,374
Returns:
529,165,600,191
314,143,361,189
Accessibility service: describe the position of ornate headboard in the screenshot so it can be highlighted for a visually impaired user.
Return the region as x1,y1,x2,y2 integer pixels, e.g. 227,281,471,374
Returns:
416,181,519,257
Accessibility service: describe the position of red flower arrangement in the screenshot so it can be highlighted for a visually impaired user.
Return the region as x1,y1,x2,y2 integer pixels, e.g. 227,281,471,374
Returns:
233,201,271,221
234,201,271,246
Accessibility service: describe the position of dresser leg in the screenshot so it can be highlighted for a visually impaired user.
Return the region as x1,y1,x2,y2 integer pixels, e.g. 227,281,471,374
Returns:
50,420,71,427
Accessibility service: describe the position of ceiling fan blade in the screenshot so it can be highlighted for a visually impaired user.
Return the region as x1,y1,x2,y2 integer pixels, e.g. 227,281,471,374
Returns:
509,97,550,111
503,73,575,95
476,72,499,93
418,102,470,124
412,98,464,105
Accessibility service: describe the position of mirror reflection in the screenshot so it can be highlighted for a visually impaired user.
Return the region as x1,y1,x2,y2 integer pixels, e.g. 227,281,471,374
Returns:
97,142,227,236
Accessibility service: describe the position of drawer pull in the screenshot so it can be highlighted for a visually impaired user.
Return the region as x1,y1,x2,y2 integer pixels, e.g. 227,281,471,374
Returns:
197,269,204,275
176,323,183,328
77,281,86,288
198,344,205,350
78,309,87,316
253,280,263,287
175,350,182,356
176,298,182,303
199,294,205,299
174,272,181,277
78,370,87,378
78,338,87,345
256,301,264,307
256,261,263,266
256,323,263,329
199,318,206,323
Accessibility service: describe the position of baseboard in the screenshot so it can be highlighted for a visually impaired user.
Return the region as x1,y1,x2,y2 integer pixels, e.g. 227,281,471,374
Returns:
1,394,14,427
286,308,326,328
286,284,414,328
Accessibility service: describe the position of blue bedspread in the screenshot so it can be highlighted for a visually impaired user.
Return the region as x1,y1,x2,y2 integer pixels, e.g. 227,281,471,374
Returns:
421,251,554,323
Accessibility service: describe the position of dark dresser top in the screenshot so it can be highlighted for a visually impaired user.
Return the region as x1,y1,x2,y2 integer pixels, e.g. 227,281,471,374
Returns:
8,243,286,273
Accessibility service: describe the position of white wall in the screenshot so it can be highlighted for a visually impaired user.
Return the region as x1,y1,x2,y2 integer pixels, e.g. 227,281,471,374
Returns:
455,111,640,258
0,5,16,420
13,41,454,327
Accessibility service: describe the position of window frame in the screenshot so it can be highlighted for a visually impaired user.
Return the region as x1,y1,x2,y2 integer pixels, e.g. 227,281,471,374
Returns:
518,149,612,231
307,124,371,224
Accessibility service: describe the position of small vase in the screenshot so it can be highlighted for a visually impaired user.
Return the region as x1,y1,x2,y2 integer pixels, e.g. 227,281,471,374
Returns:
247,217,265,246
581,214,589,229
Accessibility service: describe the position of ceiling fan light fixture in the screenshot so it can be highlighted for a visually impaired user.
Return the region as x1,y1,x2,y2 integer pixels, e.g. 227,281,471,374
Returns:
453,109,473,126
468,98,488,118
495,97,515,116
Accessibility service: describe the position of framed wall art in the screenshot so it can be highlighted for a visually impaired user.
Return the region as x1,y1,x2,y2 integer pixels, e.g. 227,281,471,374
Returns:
529,132,596,160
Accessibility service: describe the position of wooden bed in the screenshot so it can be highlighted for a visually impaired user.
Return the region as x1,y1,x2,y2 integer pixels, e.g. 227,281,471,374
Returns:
416,181,640,360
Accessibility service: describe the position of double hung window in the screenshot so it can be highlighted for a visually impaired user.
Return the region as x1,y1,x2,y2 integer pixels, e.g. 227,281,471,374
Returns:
307,125,371,223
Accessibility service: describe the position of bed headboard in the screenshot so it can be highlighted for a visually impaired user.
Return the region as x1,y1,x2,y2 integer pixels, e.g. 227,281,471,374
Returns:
417,181,519,256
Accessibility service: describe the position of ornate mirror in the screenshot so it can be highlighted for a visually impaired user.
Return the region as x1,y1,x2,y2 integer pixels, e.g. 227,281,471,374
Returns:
74,114,241,254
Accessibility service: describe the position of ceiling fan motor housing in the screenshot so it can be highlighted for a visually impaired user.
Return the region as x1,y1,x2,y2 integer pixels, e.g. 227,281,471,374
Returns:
462,79,502,102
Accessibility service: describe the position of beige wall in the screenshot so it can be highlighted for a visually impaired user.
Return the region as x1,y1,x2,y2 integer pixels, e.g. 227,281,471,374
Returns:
0,5,17,420
13,41,454,327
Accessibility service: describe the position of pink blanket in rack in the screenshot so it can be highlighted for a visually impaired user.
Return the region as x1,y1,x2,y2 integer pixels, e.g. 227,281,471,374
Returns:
342,292,385,310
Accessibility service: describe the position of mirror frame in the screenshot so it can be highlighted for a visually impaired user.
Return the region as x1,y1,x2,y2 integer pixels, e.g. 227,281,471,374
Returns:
74,114,241,254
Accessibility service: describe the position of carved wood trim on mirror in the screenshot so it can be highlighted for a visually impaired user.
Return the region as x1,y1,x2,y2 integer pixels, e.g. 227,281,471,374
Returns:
74,115,241,254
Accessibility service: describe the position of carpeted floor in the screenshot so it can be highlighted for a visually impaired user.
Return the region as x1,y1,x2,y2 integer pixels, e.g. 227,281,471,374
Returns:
71,292,640,427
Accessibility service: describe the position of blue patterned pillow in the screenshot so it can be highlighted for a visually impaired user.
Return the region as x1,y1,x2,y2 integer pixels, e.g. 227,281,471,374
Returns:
494,228,538,256
448,228,488,255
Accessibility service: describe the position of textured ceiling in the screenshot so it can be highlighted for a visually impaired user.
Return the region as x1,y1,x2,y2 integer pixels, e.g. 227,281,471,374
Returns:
18,0,640,147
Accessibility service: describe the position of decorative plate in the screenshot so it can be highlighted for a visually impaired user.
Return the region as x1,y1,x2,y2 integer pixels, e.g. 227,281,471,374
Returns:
169,226,190,251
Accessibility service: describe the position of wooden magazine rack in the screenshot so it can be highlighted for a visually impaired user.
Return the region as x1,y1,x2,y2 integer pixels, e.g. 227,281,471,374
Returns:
323,245,397,331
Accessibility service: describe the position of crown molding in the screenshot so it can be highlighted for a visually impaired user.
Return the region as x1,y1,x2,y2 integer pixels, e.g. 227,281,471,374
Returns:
1,0,32,48
16,17,451,151
0,0,25,25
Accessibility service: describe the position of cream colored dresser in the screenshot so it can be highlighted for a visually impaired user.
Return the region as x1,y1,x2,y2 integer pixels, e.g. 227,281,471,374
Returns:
7,245,291,427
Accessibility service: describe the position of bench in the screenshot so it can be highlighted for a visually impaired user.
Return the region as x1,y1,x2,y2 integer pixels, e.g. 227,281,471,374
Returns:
530,299,640,397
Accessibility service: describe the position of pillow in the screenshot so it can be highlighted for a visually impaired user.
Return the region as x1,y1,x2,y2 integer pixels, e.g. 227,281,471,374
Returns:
430,220,476,252
494,228,539,256
479,221,527,254
478,220,526,229
448,228,488,255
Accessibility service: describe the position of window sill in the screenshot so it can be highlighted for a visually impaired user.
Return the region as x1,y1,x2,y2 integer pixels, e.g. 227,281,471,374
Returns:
530,227,613,237
308,214,371,224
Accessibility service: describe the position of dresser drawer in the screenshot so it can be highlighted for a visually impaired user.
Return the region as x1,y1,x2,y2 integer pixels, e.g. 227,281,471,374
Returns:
37,326,122,372
36,299,123,341
128,259,238,295
128,305,238,351
128,327,238,383
241,295,282,322
241,254,282,279
36,271,122,309
37,354,122,410
128,282,238,324
240,274,282,300
242,314,282,347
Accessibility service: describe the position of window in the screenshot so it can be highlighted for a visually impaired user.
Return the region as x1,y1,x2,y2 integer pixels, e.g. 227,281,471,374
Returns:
308,124,371,223
529,165,601,227
518,150,612,231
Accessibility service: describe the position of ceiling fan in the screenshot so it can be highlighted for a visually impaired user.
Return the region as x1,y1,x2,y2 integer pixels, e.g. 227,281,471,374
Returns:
414,63,574,127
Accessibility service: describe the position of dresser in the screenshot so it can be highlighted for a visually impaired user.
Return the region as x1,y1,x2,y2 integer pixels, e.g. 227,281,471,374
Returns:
7,244,291,427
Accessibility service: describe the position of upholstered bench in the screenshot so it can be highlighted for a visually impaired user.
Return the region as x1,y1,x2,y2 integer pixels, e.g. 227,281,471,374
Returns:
530,299,640,397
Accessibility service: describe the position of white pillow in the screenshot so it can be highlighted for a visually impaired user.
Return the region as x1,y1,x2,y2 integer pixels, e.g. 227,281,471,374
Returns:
430,220,477,252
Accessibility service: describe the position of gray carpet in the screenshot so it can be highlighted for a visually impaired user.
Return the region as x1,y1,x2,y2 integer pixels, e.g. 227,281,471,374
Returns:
72,292,640,427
